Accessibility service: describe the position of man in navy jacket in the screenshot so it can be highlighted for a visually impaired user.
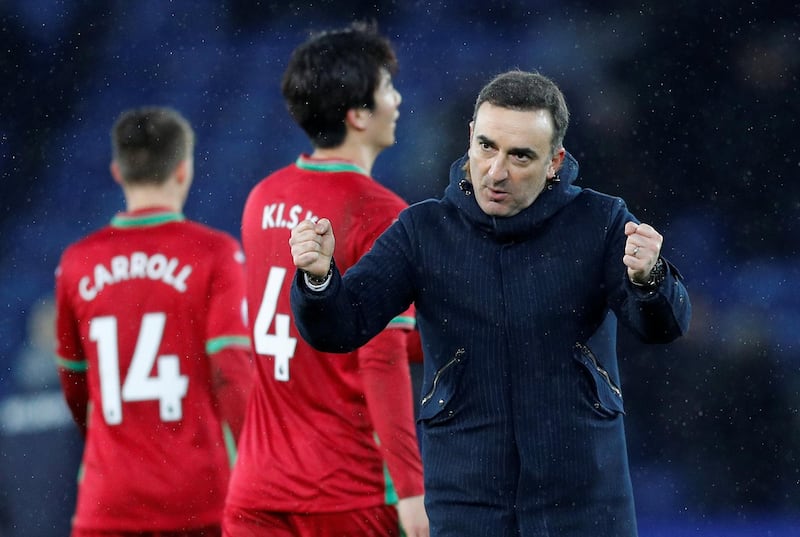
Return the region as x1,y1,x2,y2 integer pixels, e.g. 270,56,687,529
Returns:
289,70,691,537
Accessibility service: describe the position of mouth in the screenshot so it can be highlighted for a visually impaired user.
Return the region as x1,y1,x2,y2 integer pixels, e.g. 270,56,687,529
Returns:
485,186,508,202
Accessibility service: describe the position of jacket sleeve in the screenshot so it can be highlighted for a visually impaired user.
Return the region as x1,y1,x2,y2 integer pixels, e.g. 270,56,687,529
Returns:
291,218,417,353
358,327,425,499
617,258,691,343
606,200,692,343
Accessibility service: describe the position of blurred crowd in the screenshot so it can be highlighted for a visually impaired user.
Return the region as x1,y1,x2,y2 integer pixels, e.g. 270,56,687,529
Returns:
1,1,798,534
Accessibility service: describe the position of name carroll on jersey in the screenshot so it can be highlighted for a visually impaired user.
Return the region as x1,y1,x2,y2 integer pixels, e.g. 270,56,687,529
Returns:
75,252,193,301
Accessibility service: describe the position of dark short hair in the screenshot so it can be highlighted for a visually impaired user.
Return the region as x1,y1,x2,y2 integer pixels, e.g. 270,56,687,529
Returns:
281,21,398,148
473,70,569,154
111,106,194,185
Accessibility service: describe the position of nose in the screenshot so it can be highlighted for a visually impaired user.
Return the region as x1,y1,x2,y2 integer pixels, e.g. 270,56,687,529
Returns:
487,156,508,181
394,87,402,106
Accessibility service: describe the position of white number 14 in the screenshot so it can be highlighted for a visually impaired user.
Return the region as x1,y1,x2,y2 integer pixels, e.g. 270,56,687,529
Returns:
90,313,189,425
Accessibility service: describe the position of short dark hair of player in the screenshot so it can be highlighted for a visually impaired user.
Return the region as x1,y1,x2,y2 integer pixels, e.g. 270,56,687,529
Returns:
281,21,398,149
473,70,570,155
111,106,195,185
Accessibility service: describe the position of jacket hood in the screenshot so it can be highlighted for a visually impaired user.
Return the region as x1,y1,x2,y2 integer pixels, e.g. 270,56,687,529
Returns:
443,151,582,241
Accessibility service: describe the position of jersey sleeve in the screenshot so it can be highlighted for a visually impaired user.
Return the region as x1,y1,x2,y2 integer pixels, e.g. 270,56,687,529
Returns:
205,237,253,439
350,187,417,333
345,181,424,497
54,257,90,436
349,188,407,263
405,327,424,363
387,305,416,331
209,348,252,441
205,237,251,352
358,327,424,499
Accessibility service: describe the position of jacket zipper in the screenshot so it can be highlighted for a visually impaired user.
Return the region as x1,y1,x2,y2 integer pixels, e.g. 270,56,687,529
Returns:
575,342,622,398
421,348,465,406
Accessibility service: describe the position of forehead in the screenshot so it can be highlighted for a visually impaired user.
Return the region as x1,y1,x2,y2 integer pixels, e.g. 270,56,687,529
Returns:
473,103,554,149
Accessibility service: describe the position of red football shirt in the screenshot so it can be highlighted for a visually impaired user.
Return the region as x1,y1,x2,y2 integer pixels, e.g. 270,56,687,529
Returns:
55,208,251,531
228,155,423,513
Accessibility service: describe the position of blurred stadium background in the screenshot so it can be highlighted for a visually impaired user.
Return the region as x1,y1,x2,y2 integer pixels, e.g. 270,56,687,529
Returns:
1,1,798,535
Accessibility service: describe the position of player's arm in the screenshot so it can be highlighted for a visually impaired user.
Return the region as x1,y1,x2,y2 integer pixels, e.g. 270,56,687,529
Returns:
209,345,252,440
55,262,90,438
206,240,254,442
57,363,89,438
358,322,426,496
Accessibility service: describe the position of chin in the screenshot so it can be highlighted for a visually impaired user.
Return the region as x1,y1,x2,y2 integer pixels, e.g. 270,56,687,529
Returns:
477,200,501,216
481,199,518,217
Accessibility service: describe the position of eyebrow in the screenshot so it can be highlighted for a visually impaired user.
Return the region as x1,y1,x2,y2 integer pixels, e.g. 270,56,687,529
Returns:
475,134,538,160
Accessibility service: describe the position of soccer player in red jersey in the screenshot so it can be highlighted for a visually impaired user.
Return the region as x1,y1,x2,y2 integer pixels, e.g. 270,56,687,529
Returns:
55,107,253,537
224,22,428,537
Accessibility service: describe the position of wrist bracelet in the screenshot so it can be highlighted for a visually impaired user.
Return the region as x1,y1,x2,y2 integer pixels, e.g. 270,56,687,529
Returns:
632,257,666,289
304,264,332,286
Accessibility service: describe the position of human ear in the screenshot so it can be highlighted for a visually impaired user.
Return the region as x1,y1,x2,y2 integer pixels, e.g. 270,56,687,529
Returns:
548,147,566,177
110,161,124,185
174,159,189,184
346,107,371,131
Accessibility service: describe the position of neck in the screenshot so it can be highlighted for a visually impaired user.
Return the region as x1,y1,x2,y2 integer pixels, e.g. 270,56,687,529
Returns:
311,140,381,175
124,186,183,213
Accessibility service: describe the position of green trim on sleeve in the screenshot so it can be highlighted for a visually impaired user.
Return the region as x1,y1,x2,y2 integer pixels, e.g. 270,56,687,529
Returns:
374,432,400,506
222,422,237,467
55,356,88,372
206,335,251,355
77,461,85,484
387,315,416,330
383,463,399,506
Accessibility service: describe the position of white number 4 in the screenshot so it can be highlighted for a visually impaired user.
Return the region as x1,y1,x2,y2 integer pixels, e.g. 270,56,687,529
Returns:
253,266,297,381
90,313,189,425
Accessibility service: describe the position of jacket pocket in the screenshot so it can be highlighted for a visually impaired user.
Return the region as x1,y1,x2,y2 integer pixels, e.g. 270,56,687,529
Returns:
418,348,465,424
573,342,625,417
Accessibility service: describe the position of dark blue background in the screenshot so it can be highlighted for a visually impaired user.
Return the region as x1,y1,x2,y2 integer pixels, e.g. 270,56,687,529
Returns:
1,1,798,535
